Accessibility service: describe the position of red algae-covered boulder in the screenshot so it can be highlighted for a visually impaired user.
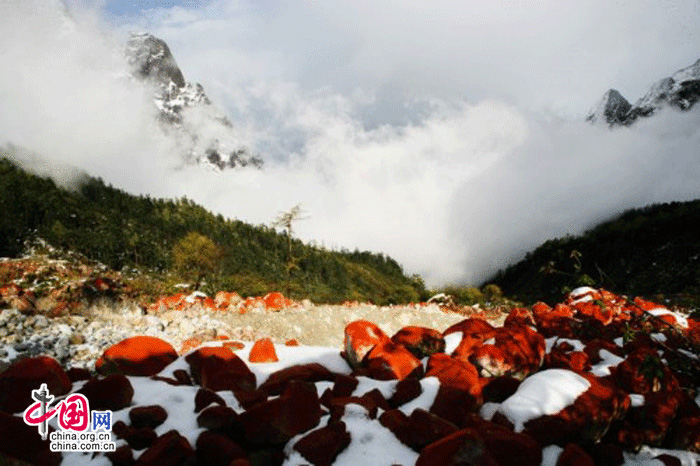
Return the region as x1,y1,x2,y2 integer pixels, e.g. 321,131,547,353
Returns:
285,338,300,346
96,336,178,376
195,430,248,466
0,412,62,466
263,292,288,311
0,356,71,413
129,405,168,429
79,374,134,411
134,430,194,466
533,303,578,338
557,443,596,466
609,348,684,449
544,342,591,372
258,363,337,396
364,340,423,380
293,421,351,466
425,353,483,425
185,346,256,392
493,370,629,446
391,326,446,358
194,387,227,413
380,408,459,451
504,307,536,328
443,317,496,338
248,338,279,363
240,381,322,445
468,325,544,380
179,337,203,354
416,428,498,466
344,320,391,368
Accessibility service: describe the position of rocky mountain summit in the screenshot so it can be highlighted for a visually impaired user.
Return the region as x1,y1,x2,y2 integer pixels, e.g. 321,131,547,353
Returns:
125,33,262,169
587,58,700,126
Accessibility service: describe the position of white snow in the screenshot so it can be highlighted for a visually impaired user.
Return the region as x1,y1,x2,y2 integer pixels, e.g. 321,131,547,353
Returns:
629,394,645,408
443,331,462,354
331,405,419,466
647,308,689,328
397,377,440,415
568,286,597,304
590,349,625,377
479,402,501,421
623,446,700,466
351,376,397,400
540,445,563,466
496,369,591,432
545,337,585,354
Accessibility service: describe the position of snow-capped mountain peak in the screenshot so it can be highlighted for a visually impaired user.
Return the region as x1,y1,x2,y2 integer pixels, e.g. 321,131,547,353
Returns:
585,89,631,125
125,32,262,169
588,57,700,126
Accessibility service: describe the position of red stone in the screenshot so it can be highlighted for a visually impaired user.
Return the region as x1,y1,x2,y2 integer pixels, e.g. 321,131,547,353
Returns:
78,374,134,411
240,381,322,445
105,445,135,466
0,356,71,413
667,416,700,452
481,426,541,466
66,367,92,382
331,374,359,398
122,426,158,450
195,430,247,466
504,307,536,328
248,338,279,363
469,344,512,378
481,376,521,403
509,372,630,446
365,341,423,380
133,430,194,466
194,388,227,413
263,292,287,310
415,428,498,466
293,421,351,466
426,354,482,425
557,443,595,466
185,346,256,392
389,377,423,408
443,318,496,338
380,408,459,451
285,339,300,346
129,405,168,428
96,336,178,376
654,455,682,466
258,363,336,396
344,320,390,368
0,412,62,466
391,326,446,358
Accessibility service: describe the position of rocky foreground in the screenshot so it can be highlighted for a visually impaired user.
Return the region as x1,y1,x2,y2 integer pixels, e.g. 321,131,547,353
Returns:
1,287,699,466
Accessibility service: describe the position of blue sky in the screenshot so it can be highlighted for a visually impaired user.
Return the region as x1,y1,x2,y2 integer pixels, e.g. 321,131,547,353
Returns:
103,0,202,18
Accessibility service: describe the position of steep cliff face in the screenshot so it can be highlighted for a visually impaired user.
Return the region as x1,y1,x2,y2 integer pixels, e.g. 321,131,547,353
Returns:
125,32,262,169
587,58,700,126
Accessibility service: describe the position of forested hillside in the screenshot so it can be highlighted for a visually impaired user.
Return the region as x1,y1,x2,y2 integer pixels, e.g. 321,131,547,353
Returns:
0,157,425,304
491,200,700,306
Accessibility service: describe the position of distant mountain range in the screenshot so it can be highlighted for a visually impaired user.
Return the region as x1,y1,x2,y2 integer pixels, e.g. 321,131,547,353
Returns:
125,33,262,169
587,58,700,126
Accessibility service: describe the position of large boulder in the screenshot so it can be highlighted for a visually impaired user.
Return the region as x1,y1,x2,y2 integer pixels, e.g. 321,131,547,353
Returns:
344,320,390,368
185,346,256,392
0,356,71,413
391,326,446,358
96,336,178,376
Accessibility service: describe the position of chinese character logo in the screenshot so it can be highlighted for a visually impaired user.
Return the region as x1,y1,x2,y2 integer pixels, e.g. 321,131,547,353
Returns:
58,394,90,431
24,384,108,438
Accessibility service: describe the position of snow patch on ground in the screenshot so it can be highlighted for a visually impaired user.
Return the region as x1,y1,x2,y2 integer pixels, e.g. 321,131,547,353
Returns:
497,369,591,432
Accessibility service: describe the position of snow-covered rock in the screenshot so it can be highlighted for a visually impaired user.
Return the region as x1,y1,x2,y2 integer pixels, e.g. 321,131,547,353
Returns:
588,58,700,126
125,32,263,170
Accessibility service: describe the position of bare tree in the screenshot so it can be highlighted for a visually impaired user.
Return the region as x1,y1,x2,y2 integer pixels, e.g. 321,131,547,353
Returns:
272,204,308,295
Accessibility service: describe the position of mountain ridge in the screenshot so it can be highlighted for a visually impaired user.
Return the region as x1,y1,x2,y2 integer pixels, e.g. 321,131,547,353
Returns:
587,58,700,126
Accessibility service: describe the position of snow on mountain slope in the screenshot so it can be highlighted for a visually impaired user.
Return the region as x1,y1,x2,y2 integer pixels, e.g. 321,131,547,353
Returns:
125,32,262,170
588,58,700,126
